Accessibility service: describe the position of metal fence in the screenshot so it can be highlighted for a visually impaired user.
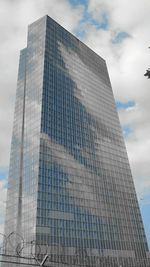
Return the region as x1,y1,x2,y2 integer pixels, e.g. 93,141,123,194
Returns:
0,232,150,267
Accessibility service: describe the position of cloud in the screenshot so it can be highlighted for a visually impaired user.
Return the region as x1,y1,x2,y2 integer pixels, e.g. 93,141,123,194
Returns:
88,0,150,34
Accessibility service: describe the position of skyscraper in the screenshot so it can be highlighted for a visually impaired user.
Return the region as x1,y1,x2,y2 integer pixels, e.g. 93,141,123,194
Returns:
4,15,149,266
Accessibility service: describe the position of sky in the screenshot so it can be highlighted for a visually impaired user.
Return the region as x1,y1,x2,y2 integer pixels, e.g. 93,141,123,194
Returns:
0,0,150,248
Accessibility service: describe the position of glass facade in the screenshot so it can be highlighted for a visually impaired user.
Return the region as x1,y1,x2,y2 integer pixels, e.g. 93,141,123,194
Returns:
3,15,149,266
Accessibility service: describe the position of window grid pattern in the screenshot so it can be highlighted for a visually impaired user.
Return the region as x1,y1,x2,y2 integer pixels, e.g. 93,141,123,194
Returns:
3,16,149,267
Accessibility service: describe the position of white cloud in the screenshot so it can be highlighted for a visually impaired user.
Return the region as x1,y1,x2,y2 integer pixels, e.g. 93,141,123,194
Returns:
88,0,150,34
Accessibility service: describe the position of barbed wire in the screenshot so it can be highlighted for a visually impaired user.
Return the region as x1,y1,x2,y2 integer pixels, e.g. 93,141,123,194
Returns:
0,231,150,267
0,231,48,266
